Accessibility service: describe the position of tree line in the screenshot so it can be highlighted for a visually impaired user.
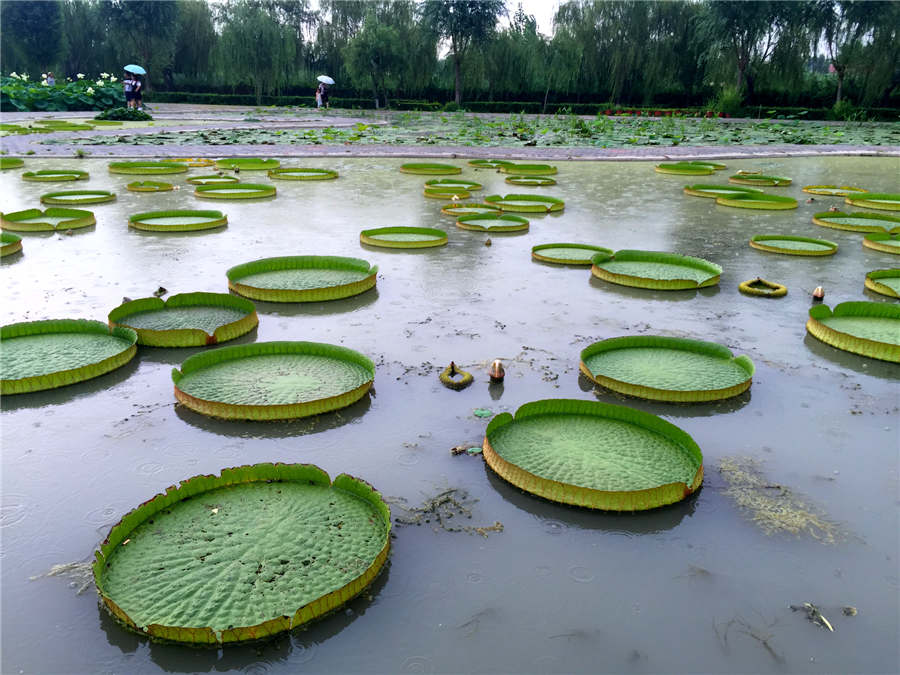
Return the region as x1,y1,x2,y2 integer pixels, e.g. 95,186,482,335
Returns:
2,0,897,111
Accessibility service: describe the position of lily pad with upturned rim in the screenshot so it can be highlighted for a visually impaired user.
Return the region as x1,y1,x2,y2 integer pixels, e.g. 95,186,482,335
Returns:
1,319,137,395
728,174,791,186
195,184,276,200
0,158,24,170
360,226,447,249
739,277,787,297
864,269,900,298
126,181,174,193
483,398,704,511
591,250,722,290
468,159,514,169
484,194,564,213
172,341,375,420
40,190,116,205
806,302,900,362
172,157,215,168
108,293,258,347
215,158,281,171
423,188,471,200
532,243,612,265
749,235,838,256
399,163,461,175
863,233,900,255
580,336,754,402
499,164,557,176
93,463,390,645
227,256,377,303
268,168,338,181
456,213,529,233
654,162,714,176
802,185,868,197
812,210,900,233
440,202,501,216
186,175,240,185
715,193,798,210
128,210,227,232
1,207,96,232
505,175,557,186
683,184,763,198
845,193,900,211
424,178,482,191
1,232,23,256
22,169,89,182
108,161,188,175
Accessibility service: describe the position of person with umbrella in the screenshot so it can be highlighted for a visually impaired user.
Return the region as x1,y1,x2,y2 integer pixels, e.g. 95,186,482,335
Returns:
124,65,146,110
316,75,334,110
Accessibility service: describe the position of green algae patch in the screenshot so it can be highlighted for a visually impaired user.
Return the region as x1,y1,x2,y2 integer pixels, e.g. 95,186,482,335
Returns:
728,174,791,186
863,233,900,254
93,463,390,644
1,207,96,232
0,157,25,170
440,202,501,216
108,161,188,175
172,341,375,420
532,243,612,265
812,210,900,233
750,235,837,256
845,192,900,211
580,336,754,402
360,226,447,249
499,163,557,176
505,175,557,186
215,158,280,171
399,162,461,175
591,249,721,290
126,181,174,193
186,175,240,185
484,193,564,213
456,213,529,233
129,210,227,232
683,184,762,198
739,277,787,297
40,190,115,206
807,302,900,362
268,168,338,181
654,162,714,176
22,169,89,182
424,178,482,191
227,255,377,302
108,293,258,347
483,399,703,511
715,192,797,210
802,185,868,197
1,319,137,395
1,232,23,257
468,159,514,169
195,184,276,200
865,269,900,298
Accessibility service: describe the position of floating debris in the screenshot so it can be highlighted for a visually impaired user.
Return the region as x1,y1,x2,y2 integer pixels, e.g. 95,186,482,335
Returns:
473,408,493,418
386,488,502,537
790,602,834,632
842,606,858,617
30,561,94,595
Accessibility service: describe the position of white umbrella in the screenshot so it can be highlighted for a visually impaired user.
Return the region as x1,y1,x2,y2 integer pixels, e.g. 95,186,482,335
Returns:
316,75,335,85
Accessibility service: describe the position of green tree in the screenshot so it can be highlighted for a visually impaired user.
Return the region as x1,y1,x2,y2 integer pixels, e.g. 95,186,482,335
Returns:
104,0,179,91
1,0,64,75
343,12,402,108
173,0,216,83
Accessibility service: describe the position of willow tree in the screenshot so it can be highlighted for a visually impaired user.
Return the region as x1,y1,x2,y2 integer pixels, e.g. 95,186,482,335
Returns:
1,0,64,74
343,12,403,107
104,0,178,91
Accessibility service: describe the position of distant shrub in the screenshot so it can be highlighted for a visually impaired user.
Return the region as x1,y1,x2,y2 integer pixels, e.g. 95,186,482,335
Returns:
95,107,152,121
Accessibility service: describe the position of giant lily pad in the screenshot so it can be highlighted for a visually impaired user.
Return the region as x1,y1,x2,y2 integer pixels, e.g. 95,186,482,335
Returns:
505,175,557,186
108,161,188,175
468,159,514,169
580,336,754,402
172,341,375,420
93,463,390,645
126,181,174,193
728,174,791,186
812,210,900,233
1,207,96,232
865,269,900,298
424,178,482,191
440,202,501,216
1,232,22,256
845,192,900,211
186,175,239,185
456,213,529,232
591,250,722,290
227,256,377,302
268,168,338,181
399,163,461,175
863,233,900,255
715,193,798,210
483,399,704,511
129,209,227,232
423,188,471,200
750,235,838,256
360,226,447,249
499,163,557,176
654,162,714,176
806,302,900,363
484,194,564,213
1,319,137,395
0,158,24,170
195,184,276,200
22,169,89,182
40,190,115,205
215,158,280,171
683,184,763,198
108,293,258,347
173,157,214,168
802,185,868,197
532,243,612,265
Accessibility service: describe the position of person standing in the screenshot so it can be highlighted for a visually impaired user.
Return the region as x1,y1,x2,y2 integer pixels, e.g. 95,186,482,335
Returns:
319,82,329,110
133,75,143,110
46,72,55,86
123,73,135,108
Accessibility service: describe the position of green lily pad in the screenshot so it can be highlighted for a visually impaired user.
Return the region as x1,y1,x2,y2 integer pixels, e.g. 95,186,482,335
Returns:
863,233,900,255
715,193,798,210
40,190,116,205
108,293,258,347
845,192,900,211
456,213,529,232
172,341,375,419
532,243,613,265
108,161,188,175
424,178,482,191
483,193,564,213
126,181,174,193
728,174,791,186
1,207,96,232
424,188,471,200
483,399,703,511
683,184,763,198
1,232,23,256
739,278,787,297
93,463,390,645
399,162,461,175
129,209,227,232
865,269,900,298
468,159,514,169
215,158,280,171
186,175,240,185
440,202,501,216
802,185,868,197
654,162,714,176
473,408,494,418
750,235,838,256
591,249,722,290
505,175,557,186
812,210,900,233
227,256,377,302
807,302,900,362
580,336,754,402
268,168,338,181
22,169,89,182
499,164,557,176
0,157,24,170
1,319,137,395
360,226,447,249
195,184,276,199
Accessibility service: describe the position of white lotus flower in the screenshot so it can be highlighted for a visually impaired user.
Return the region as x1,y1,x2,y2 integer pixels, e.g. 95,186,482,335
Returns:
76,73,85,79
109,76,117,83
96,79,104,86
9,72,18,78
100,72,109,78
41,73,47,78
41,80,49,87
86,86,94,95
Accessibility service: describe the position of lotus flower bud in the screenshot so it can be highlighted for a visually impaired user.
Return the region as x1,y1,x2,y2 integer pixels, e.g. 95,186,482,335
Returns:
489,359,505,382
813,286,824,300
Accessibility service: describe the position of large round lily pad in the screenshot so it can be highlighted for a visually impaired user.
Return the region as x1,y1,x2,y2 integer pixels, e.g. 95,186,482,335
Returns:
172,341,375,420
360,226,447,249
186,175,240,185
1,207,96,232
806,302,900,362
108,293,258,347
268,168,338,181
215,158,281,171
591,250,722,290
424,178,482,191
424,187,471,200
129,209,227,232
22,169,89,182
1,232,23,256
728,174,791,186
865,269,900,298
399,163,461,175
173,157,215,168
499,164,557,176
1,319,137,395
0,158,24,170
484,193,564,213
580,336,754,402
40,190,115,205
456,213,529,232
195,184,276,200
468,159,514,169
845,193,900,211
505,175,557,186
802,185,868,197
93,463,390,645
227,256,377,302
440,202,501,216
715,193,798,210
108,161,188,175
126,181,174,193
654,162,714,176
683,184,763,198
532,243,612,265
483,399,704,511
750,235,838,256
812,210,900,233
863,233,900,255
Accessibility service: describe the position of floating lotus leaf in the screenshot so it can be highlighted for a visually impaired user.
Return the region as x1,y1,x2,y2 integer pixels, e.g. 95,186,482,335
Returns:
728,174,791,186
591,250,722,290
186,175,240,185
108,161,188,175
683,184,763,198
580,336,754,402
172,341,375,420
532,243,613,265
215,158,280,171
483,193,564,213
440,202,501,216
0,158,24,170
93,463,390,645
173,157,215,167
40,190,115,205
456,213,529,232
505,175,557,186
1,232,22,256
108,293,258,347
483,399,704,511
499,164,557,176
654,162,714,176
423,188,471,200
863,233,900,254
424,178,482,191
864,269,900,298
227,255,377,302
468,159,514,169
845,192,900,211
360,226,447,249
1,319,137,395
399,163,461,175
715,193,798,210
268,168,338,181
687,160,726,170
1,207,96,232
195,183,276,200
802,185,868,196
812,210,900,233
806,302,900,362
126,181,174,193
739,277,787,297
750,235,838,256
22,169,89,182
129,209,227,232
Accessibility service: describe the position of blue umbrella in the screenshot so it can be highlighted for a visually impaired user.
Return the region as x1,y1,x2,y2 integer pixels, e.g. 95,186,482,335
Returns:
124,64,146,75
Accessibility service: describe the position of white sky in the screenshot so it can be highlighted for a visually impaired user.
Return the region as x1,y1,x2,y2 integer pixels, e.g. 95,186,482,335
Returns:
506,0,559,36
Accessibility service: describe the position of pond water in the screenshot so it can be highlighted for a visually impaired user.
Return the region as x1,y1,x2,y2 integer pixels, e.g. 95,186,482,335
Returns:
1,156,898,674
